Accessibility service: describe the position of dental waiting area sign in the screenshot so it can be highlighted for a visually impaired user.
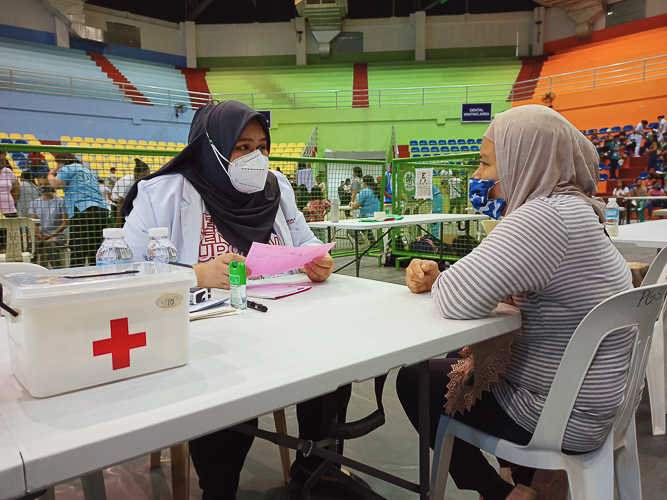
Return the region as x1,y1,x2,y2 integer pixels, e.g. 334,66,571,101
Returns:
461,103,492,122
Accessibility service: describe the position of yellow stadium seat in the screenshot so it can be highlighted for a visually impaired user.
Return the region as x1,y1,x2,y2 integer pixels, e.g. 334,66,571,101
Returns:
127,139,138,145
28,140,41,146
95,138,106,144
274,148,284,154
0,133,8,139
146,146,156,151
125,144,136,149
67,142,77,147
296,142,306,148
44,153,54,161
90,163,102,170
287,143,297,148
77,143,89,148
103,162,115,170
166,147,176,152
22,134,36,140
271,143,278,149
94,154,105,162
114,144,125,149
278,143,287,148
81,154,92,163
157,141,167,147
148,141,157,147
72,137,83,143
136,146,146,150
56,189,65,198
117,139,127,145
9,133,22,140
103,144,114,149
138,140,148,146
60,136,71,142
106,139,117,145
284,148,294,153
167,142,176,147
291,153,300,158
84,137,95,143
97,170,109,179
176,143,185,148
48,161,57,170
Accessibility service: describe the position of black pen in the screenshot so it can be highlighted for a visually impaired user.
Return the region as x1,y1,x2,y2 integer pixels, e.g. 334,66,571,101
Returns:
247,300,268,313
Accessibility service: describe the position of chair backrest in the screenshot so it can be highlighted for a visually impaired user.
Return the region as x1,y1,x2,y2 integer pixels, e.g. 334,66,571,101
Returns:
0,262,46,273
0,218,36,262
642,245,667,286
529,283,667,451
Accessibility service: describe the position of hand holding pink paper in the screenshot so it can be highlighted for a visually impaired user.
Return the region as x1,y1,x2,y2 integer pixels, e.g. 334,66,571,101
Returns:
245,242,336,276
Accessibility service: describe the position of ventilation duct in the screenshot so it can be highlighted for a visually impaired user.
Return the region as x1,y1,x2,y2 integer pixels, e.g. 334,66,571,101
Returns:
296,0,348,59
535,0,607,40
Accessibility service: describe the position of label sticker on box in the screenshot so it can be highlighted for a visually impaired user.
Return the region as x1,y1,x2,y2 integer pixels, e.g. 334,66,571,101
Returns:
156,293,183,310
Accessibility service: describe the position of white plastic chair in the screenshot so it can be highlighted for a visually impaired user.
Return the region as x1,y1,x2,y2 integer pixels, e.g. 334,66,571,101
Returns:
430,282,667,500
642,245,667,435
0,217,36,263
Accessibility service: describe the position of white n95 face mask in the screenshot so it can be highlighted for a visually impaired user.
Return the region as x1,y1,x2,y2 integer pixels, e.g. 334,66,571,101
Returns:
207,131,269,194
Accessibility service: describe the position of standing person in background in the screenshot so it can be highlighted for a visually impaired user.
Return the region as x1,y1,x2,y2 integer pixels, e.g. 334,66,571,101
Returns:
99,179,112,209
0,151,20,251
609,134,621,180
350,166,363,217
350,175,382,217
633,119,648,156
384,164,392,211
29,177,67,268
657,114,667,141
107,167,118,188
16,171,41,218
47,153,108,267
315,176,327,199
111,159,150,228
644,133,659,171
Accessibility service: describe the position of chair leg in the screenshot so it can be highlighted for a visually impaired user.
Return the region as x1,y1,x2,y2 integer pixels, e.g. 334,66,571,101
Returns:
81,470,107,500
430,417,455,500
149,451,162,468
566,437,614,500
273,409,292,485
170,443,190,500
38,487,56,500
646,318,666,435
614,416,642,500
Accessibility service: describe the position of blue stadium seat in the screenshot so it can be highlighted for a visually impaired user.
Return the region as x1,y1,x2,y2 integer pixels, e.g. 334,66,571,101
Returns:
431,146,439,152
649,122,659,129
17,160,26,171
457,139,466,145
456,163,462,166
440,146,449,152
11,153,24,160
599,173,608,181
611,126,621,133
450,146,460,152
628,184,635,190
587,129,598,135
623,125,634,131
423,154,431,157
470,145,480,151
438,140,447,145
432,152,441,156
14,140,27,145
420,146,429,152
412,154,421,158
579,130,587,134
411,146,419,152
638,171,649,179
409,140,418,146
460,146,470,152
1,139,13,144
467,139,476,144
419,140,428,146
429,140,437,146
448,139,456,145
476,138,483,144
599,127,609,134
599,162,609,170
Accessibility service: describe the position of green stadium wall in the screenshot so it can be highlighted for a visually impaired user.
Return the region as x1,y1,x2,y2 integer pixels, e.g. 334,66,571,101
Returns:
267,102,512,153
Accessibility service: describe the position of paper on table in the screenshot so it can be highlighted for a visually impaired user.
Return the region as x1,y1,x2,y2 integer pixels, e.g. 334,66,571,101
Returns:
245,242,335,276
247,283,312,299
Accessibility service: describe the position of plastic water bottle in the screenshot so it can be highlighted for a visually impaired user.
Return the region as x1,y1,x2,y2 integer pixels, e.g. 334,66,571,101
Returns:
331,197,340,223
96,228,133,265
606,198,619,237
143,227,178,263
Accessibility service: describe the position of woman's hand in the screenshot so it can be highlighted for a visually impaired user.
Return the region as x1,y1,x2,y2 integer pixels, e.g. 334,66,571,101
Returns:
405,259,440,293
193,253,252,289
304,254,334,282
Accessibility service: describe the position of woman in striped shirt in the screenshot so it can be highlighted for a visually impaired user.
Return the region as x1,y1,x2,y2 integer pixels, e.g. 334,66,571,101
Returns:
398,105,634,500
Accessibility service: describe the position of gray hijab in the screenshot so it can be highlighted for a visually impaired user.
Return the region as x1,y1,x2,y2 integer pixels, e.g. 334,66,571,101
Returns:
484,105,606,223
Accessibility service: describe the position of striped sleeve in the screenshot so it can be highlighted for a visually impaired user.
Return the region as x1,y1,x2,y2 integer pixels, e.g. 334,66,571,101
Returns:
431,199,568,320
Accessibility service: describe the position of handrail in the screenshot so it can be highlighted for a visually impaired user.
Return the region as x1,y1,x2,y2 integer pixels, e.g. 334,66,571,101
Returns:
0,53,665,110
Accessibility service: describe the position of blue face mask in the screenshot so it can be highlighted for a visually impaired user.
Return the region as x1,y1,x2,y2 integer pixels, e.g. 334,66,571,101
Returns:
469,178,506,220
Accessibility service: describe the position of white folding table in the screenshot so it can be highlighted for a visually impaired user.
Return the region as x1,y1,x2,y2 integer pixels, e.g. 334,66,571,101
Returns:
0,414,24,500
611,219,667,249
309,214,488,277
0,273,520,500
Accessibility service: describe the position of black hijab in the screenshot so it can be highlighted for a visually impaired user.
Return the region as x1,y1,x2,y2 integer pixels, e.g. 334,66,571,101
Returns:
121,101,281,253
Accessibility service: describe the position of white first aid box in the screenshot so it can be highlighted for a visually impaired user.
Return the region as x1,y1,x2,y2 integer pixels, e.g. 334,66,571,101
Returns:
0,263,197,398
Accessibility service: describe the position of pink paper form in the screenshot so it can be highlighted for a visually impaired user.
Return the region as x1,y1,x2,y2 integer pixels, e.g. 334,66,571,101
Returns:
245,242,336,276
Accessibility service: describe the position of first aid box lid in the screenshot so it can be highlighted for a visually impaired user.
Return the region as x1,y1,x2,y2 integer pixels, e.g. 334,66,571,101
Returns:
0,263,197,307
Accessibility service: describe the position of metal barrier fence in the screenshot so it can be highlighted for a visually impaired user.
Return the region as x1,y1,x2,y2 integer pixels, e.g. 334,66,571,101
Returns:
1,53,665,110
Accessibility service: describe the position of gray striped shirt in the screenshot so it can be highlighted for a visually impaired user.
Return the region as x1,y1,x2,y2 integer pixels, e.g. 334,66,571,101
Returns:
432,195,634,452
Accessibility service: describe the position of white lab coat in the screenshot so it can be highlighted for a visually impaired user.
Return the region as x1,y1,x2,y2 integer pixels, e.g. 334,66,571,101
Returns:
124,171,322,264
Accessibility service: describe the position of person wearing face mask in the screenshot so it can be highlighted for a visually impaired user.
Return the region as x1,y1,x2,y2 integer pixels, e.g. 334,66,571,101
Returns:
397,106,635,500
121,102,369,500
29,176,68,268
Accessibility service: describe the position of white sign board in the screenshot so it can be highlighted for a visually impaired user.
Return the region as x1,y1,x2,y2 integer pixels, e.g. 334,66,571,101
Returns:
415,168,433,200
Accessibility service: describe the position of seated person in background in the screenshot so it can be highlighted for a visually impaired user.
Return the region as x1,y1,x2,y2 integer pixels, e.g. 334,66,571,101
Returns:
399,105,636,500
612,180,629,209
608,134,621,179
295,183,309,211
350,174,382,217
16,171,41,218
29,177,67,268
120,102,369,500
111,159,150,227
341,178,352,205
315,176,327,199
107,167,118,187
302,186,330,223
648,182,666,214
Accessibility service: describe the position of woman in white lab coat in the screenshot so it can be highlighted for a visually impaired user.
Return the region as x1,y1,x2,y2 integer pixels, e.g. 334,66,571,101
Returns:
121,102,360,499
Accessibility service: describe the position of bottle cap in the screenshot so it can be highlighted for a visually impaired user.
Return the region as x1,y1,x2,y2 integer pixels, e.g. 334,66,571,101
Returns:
229,261,247,286
103,228,125,239
148,227,169,238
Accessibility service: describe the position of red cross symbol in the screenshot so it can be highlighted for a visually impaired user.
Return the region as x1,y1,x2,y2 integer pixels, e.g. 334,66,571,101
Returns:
93,318,146,370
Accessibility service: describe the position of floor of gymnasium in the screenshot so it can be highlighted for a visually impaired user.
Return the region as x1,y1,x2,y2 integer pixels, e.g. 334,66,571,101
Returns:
47,242,666,500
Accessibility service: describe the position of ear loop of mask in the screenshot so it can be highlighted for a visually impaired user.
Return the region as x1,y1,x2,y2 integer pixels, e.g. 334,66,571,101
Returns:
206,131,233,180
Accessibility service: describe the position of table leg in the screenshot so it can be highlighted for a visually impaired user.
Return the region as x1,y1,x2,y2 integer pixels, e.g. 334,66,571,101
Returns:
149,451,161,468
355,230,360,277
80,471,107,500
419,360,430,500
327,226,332,244
170,442,190,500
439,222,444,264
